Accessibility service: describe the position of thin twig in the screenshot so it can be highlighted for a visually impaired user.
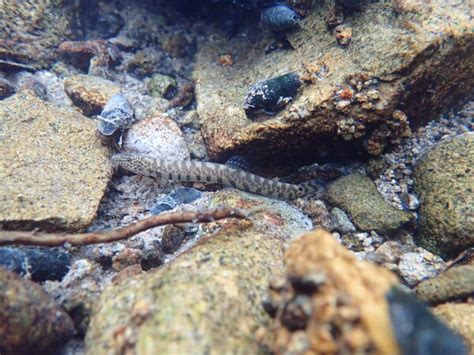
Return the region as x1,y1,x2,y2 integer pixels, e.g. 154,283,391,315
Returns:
0,208,247,247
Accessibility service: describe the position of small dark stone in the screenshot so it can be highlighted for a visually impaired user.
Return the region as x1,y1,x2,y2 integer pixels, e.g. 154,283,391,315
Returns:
0,247,71,282
337,0,367,9
262,297,278,318
244,72,301,120
225,155,250,171
94,12,125,39
289,273,326,293
169,187,202,205
386,287,467,355
260,5,301,32
281,295,312,331
150,195,178,215
162,225,186,254
0,78,16,99
141,240,165,271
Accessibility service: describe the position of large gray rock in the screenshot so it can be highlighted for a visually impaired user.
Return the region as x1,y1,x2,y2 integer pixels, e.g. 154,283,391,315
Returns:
0,92,112,231
194,0,474,163
85,189,312,354
413,133,474,257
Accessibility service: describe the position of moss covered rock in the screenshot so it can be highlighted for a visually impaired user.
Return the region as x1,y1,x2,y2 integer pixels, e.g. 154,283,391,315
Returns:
413,133,474,257
325,174,414,233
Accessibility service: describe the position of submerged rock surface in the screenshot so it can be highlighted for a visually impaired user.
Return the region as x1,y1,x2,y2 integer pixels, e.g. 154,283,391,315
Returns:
85,189,312,353
194,0,474,163
0,92,112,231
413,133,474,257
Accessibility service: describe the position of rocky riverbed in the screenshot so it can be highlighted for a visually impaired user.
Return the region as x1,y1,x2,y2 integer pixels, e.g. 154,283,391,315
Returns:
0,0,473,354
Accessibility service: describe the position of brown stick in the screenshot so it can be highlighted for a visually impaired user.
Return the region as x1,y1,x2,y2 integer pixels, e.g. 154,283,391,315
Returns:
0,208,247,247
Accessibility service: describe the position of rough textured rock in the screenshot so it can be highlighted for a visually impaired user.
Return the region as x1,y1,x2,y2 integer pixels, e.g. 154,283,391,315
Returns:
413,133,474,257
122,114,190,160
415,265,474,305
268,229,400,354
64,74,121,116
86,189,312,354
329,206,356,233
194,0,474,163
432,303,474,352
0,92,112,231
325,174,414,233
0,268,75,354
0,0,79,68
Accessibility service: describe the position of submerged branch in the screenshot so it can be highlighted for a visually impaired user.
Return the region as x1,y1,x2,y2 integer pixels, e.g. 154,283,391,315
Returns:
0,208,247,247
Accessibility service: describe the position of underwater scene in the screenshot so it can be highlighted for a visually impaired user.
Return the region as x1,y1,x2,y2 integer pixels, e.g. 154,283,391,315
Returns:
0,0,473,353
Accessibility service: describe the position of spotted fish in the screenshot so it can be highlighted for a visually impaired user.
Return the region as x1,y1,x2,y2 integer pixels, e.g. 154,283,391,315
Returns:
112,153,319,200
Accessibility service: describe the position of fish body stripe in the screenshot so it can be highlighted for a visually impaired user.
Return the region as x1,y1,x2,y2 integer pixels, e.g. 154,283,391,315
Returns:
112,153,313,200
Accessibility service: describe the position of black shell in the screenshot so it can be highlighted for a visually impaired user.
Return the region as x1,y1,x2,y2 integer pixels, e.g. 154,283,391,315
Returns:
260,4,301,32
243,72,301,119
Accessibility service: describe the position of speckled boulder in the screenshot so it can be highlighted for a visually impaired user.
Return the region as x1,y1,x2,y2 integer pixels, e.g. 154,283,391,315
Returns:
85,189,312,354
415,265,474,305
0,91,112,231
64,74,121,116
325,174,414,233
194,0,473,163
432,303,474,352
413,133,474,257
0,268,75,354
268,229,400,354
0,0,79,68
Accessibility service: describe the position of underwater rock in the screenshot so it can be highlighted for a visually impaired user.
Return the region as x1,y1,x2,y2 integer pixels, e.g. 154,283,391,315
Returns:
387,287,467,355
0,78,15,99
194,0,474,162
329,207,356,233
0,247,71,282
268,229,400,354
243,72,301,120
415,265,474,305
260,5,301,32
149,195,178,215
147,73,178,99
58,39,121,77
85,189,312,354
325,174,414,234
0,0,80,68
0,268,75,354
150,187,202,215
97,93,135,140
413,133,474,257
122,114,190,161
64,74,121,116
0,92,112,231
337,0,367,9
432,303,474,352
161,225,186,254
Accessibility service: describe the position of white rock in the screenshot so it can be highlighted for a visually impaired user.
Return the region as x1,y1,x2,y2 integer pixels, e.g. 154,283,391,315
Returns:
122,114,190,161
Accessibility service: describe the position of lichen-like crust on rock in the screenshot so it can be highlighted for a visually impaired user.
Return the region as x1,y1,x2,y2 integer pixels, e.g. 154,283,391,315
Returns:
0,92,112,231
269,229,400,354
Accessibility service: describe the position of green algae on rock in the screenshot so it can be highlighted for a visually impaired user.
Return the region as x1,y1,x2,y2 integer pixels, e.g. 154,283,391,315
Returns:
415,265,474,305
0,92,112,231
85,189,312,354
194,0,474,163
325,174,414,233
413,133,474,257
0,268,75,354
